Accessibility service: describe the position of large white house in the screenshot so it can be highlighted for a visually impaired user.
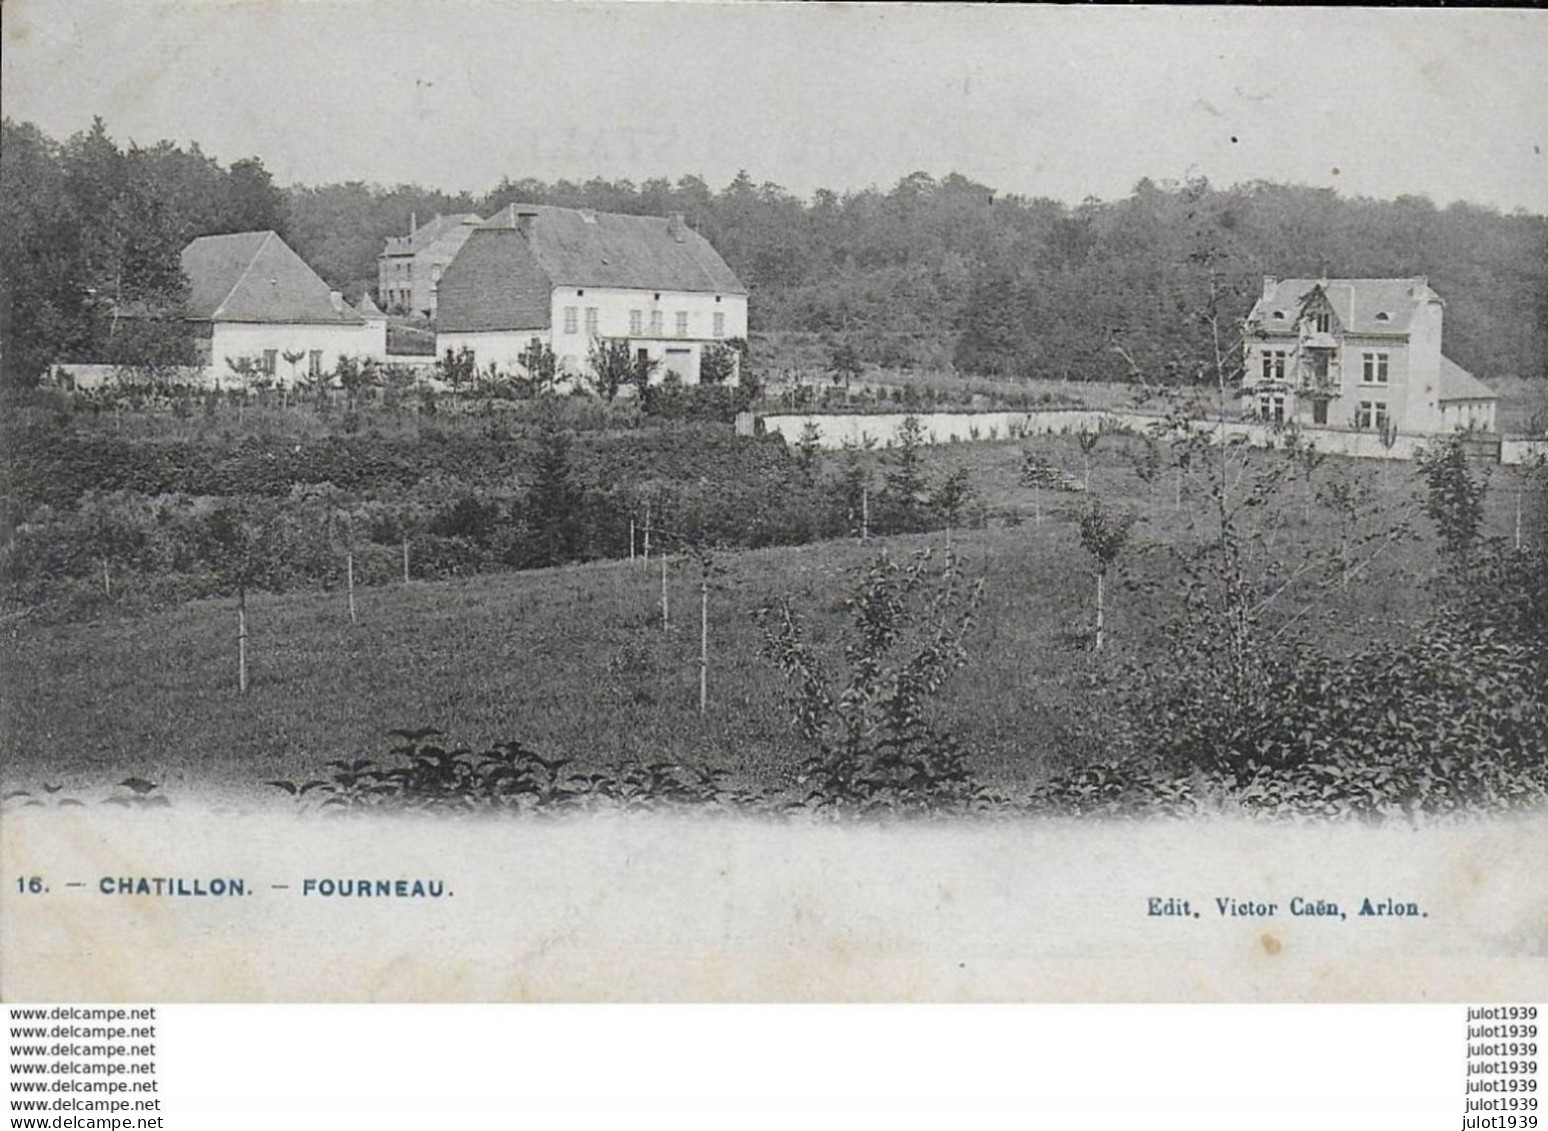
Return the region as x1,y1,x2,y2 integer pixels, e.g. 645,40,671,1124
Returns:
1242,276,1496,435
435,204,747,386
184,230,387,385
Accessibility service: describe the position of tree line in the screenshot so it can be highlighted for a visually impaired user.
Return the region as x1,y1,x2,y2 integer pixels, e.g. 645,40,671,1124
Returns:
4,116,1545,390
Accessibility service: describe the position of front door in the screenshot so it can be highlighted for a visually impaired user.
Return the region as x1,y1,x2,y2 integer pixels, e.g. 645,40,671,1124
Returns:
662,347,693,382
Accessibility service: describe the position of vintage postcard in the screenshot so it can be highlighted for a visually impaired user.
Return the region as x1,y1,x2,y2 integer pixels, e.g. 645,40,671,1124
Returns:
1,2,1545,1003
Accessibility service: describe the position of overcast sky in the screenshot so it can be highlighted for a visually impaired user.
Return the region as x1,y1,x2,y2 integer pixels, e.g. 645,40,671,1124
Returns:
3,2,1545,212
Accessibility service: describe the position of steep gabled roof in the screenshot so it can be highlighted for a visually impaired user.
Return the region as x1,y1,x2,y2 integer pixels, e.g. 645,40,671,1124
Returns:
434,227,553,334
1250,277,1437,336
481,204,745,294
182,231,362,325
381,213,484,257
1437,356,1495,402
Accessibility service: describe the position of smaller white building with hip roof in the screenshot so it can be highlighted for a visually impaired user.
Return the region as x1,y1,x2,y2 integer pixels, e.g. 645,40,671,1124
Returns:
182,230,387,386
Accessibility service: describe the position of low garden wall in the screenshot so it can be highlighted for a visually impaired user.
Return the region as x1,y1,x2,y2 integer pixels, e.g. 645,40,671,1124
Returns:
758,410,1449,461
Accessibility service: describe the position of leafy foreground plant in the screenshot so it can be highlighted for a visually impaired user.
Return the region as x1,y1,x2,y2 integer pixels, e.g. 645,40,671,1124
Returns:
754,545,998,816
1081,515,1548,821
1035,615,1548,821
266,729,762,815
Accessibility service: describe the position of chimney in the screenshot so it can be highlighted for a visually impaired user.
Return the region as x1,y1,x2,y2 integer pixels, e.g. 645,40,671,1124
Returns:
1262,275,1276,300
329,290,347,315
514,209,537,238
410,211,417,236
668,212,686,243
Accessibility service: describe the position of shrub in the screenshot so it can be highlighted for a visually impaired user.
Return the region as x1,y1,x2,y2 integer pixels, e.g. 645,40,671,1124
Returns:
753,546,993,815
267,730,755,815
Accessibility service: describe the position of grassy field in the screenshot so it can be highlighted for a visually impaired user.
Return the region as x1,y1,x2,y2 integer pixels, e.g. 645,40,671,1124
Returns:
7,428,1534,803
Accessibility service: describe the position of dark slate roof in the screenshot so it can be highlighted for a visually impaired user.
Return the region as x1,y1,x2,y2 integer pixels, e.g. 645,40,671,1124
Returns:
1249,277,1437,336
182,231,363,325
434,228,553,334
481,204,745,294
381,213,484,257
1437,356,1495,402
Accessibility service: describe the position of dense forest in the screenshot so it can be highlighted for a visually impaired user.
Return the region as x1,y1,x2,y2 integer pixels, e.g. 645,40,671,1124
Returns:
4,116,1546,389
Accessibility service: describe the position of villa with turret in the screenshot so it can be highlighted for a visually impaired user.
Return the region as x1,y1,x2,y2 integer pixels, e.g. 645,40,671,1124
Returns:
1242,277,1497,436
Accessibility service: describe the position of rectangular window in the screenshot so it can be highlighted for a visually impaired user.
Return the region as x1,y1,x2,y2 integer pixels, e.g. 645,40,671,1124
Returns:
1312,311,1331,334
308,350,323,377
1260,350,1286,382
585,307,598,336
1362,352,1389,385
629,310,643,335
1257,394,1285,424
650,310,663,335
1356,400,1389,430
563,306,578,335
676,311,689,337
261,349,277,376
713,311,725,339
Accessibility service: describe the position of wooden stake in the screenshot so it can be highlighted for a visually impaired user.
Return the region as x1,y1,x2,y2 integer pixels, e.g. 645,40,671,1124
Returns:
237,588,248,695
101,558,111,597
1094,571,1105,652
699,576,708,714
661,554,669,631
643,505,651,565
629,519,636,562
1510,482,1523,553
402,536,410,584
347,552,357,623
861,486,870,540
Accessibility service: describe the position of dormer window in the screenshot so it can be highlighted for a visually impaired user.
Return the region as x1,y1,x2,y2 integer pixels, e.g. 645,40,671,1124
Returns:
1271,310,1285,321
1312,311,1331,334
1374,311,1390,322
